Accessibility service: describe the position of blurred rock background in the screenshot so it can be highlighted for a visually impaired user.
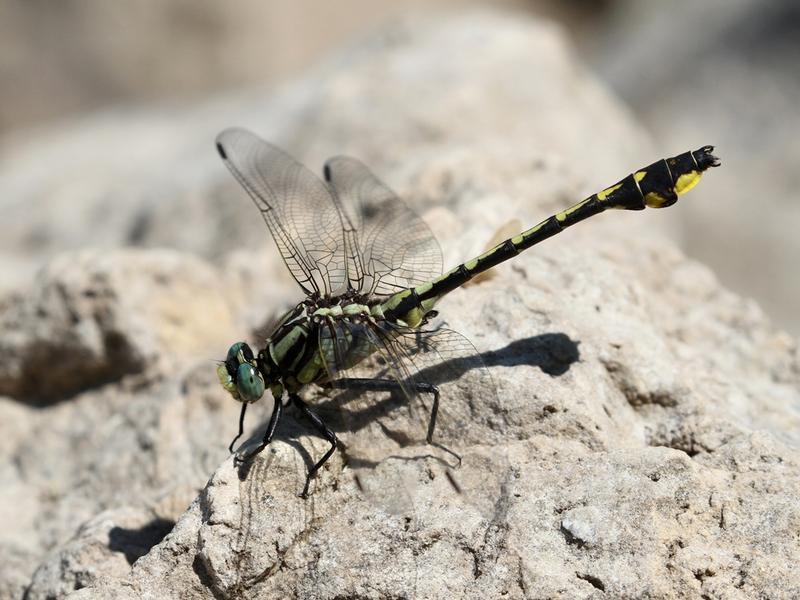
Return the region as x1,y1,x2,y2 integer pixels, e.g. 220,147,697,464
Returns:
0,0,797,336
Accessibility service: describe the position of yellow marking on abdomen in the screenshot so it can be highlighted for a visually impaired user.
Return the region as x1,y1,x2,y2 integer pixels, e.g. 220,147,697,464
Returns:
675,171,702,195
597,183,623,201
644,192,669,208
556,197,592,222
415,282,433,295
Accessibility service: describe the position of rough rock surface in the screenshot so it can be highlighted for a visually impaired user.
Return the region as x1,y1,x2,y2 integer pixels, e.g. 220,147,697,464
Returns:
1,13,798,600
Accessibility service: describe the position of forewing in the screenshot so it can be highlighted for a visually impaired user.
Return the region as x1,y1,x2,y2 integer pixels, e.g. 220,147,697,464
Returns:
217,128,347,295
324,156,442,296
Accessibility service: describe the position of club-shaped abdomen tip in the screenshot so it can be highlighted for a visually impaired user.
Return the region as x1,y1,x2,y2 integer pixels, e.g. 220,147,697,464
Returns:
670,146,720,198
694,145,721,170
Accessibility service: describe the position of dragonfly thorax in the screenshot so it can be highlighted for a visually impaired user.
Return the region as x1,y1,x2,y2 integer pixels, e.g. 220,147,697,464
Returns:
218,295,393,403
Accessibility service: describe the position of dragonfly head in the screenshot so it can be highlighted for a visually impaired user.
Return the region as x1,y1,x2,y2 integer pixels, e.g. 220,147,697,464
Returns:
217,342,266,403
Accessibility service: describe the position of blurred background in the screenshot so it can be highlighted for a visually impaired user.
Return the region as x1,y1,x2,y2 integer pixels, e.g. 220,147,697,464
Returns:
0,0,797,335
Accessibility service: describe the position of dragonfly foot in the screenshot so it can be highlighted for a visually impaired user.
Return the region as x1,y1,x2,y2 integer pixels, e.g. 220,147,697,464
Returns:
430,440,462,468
299,476,313,499
233,443,268,467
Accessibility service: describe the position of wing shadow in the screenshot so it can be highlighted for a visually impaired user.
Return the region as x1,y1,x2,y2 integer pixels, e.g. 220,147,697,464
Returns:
314,331,580,433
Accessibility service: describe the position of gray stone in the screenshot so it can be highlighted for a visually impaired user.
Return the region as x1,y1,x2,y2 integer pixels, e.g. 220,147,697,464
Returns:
0,12,797,600
25,507,174,600
0,250,237,401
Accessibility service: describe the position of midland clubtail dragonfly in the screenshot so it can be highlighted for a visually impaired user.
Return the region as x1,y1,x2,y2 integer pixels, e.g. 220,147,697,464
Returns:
216,128,720,496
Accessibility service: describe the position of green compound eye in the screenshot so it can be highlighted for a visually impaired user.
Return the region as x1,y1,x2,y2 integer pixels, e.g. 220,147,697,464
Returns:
225,342,253,372
236,362,265,403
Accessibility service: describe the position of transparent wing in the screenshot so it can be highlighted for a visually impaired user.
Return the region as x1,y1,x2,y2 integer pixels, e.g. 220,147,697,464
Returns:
217,128,347,296
385,325,510,519
387,325,503,444
315,318,508,518
323,156,443,296
316,318,421,514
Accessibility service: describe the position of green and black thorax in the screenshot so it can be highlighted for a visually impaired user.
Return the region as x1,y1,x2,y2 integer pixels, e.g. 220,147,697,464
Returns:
256,293,387,394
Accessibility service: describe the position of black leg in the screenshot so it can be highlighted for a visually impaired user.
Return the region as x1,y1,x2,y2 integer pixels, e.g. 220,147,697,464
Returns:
326,378,441,438
324,378,461,465
292,394,338,498
234,394,283,464
423,385,440,444
228,402,248,453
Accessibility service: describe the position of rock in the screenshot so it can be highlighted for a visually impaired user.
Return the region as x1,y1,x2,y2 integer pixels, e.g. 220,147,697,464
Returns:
0,12,797,600
0,14,653,297
0,249,237,402
0,542,34,600
25,507,175,600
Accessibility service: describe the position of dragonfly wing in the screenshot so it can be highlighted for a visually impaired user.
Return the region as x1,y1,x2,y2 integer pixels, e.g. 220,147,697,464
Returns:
217,128,347,296
385,325,502,444
317,319,502,449
317,318,422,514
317,318,419,406
323,156,443,296
316,318,507,518
386,324,511,519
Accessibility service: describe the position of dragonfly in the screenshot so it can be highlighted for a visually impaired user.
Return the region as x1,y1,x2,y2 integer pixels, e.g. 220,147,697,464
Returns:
215,127,720,497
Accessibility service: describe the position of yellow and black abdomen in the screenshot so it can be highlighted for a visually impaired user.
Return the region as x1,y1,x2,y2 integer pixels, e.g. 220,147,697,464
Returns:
599,145,720,210
383,145,720,319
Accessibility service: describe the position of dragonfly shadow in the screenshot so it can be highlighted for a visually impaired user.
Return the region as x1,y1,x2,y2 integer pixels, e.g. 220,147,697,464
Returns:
344,451,453,472
235,333,580,463
107,518,176,565
481,332,581,376
316,331,580,435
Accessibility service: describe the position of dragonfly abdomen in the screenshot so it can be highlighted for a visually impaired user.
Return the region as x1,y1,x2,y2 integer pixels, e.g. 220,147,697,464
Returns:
401,146,720,312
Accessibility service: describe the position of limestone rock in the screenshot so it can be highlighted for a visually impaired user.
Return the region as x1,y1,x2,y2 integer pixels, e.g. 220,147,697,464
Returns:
0,250,236,402
25,507,174,600
0,12,797,600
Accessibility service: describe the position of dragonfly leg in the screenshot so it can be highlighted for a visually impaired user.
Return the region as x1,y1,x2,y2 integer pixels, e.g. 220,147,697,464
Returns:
292,394,338,498
234,394,283,464
228,402,248,453
325,378,461,465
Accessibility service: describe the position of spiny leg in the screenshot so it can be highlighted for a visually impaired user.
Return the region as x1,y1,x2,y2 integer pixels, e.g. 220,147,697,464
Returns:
234,394,283,464
325,377,461,465
292,394,338,498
